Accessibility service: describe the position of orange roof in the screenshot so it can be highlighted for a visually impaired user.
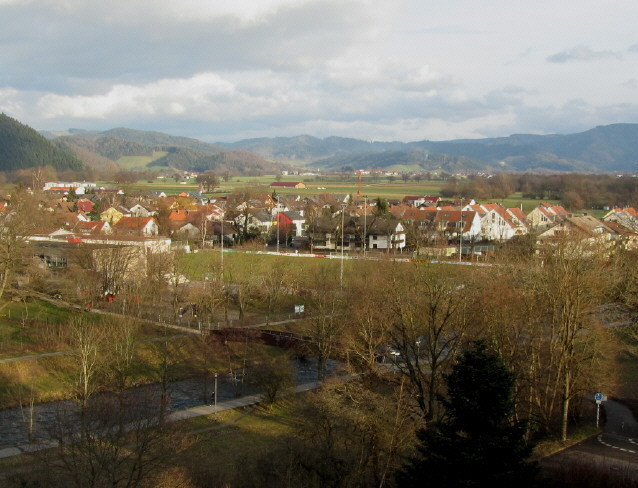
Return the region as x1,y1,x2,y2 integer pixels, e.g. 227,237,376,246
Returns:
507,207,527,221
114,216,154,230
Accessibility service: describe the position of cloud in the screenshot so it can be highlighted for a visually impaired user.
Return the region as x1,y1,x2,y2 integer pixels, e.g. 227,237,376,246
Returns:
0,0,378,91
629,44,638,53
547,45,620,63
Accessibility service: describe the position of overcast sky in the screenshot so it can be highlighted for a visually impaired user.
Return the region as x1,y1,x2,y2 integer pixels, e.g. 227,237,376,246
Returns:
1,0,637,142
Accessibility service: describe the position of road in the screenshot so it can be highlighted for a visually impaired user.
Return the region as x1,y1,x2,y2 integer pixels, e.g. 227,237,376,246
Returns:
542,399,638,478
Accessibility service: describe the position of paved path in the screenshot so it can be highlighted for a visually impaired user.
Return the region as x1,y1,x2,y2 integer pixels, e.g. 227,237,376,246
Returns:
543,399,638,478
0,380,320,460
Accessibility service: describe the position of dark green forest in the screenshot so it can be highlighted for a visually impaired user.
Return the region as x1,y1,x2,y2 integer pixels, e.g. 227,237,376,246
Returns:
0,113,84,172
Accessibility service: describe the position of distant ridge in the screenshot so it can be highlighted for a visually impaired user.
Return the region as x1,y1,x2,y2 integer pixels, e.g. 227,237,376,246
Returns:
0,113,84,172
54,127,284,175
219,124,638,172
20,120,638,174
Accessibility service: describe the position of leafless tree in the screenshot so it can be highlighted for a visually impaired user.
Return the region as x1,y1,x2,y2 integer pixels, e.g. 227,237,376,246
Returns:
0,189,41,300
383,263,473,421
69,315,106,407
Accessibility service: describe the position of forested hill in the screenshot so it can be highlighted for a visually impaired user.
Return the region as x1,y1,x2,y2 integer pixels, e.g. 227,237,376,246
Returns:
220,124,638,172
0,113,84,172
54,127,284,175
58,127,226,156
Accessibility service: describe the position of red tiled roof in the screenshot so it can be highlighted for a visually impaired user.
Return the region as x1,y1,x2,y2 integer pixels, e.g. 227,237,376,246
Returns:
76,199,94,213
114,216,154,230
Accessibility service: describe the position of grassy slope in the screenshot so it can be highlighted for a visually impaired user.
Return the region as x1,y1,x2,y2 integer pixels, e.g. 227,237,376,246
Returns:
116,150,167,170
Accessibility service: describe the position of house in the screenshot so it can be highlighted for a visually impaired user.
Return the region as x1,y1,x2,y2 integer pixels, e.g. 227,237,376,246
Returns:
305,217,340,252
480,205,528,242
237,210,274,236
602,208,638,232
208,220,239,245
76,199,95,214
51,211,90,229
129,203,156,217
393,207,481,244
96,188,125,196
270,182,306,189
537,215,616,249
173,222,201,240
366,220,406,250
275,211,306,237
43,181,96,193
402,196,440,207
100,206,127,224
603,220,638,249
113,217,159,237
74,221,112,236
526,203,568,229
435,210,481,242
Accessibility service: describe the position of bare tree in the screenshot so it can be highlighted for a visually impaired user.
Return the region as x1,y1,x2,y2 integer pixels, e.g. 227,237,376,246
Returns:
69,315,105,407
305,263,346,380
0,189,41,300
260,260,292,326
384,263,473,421
44,389,179,488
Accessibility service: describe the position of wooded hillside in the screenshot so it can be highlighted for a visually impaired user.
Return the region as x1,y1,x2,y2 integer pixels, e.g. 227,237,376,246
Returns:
0,113,84,172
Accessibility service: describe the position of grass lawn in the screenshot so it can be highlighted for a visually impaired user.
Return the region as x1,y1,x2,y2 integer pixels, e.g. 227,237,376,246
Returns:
172,399,300,484
0,299,78,358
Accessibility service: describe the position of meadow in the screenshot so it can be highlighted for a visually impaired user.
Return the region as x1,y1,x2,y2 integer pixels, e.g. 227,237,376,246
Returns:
125,175,563,214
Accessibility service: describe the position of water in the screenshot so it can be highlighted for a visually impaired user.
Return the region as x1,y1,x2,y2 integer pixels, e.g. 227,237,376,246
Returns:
0,358,337,449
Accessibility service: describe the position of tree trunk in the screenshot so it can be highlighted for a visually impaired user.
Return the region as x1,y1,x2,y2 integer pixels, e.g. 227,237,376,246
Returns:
561,370,571,441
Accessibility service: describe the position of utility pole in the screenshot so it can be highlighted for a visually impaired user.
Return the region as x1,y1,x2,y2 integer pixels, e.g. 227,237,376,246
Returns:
220,213,224,274
459,198,463,263
340,202,346,289
363,195,367,257
276,212,280,253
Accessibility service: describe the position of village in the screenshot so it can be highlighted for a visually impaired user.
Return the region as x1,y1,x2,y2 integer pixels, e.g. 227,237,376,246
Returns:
25,178,638,272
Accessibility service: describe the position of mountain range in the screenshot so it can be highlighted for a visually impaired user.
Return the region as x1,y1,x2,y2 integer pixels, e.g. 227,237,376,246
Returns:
45,127,283,175
2,113,638,174
219,124,638,173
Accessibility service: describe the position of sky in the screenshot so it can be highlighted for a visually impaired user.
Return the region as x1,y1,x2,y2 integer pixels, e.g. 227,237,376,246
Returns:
1,0,638,143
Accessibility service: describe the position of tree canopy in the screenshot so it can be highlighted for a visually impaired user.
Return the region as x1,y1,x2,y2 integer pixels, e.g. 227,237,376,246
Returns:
398,340,537,487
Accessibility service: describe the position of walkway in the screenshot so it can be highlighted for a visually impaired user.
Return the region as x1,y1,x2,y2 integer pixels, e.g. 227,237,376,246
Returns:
0,380,320,459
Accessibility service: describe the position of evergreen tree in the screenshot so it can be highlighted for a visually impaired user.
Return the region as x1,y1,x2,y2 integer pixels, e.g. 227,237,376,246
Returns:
397,340,537,487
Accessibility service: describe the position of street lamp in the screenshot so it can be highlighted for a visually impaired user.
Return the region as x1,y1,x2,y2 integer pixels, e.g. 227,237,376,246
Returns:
214,372,218,415
220,211,224,275
459,198,463,263
390,350,400,373
363,195,367,257
276,212,280,253
340,202,347,288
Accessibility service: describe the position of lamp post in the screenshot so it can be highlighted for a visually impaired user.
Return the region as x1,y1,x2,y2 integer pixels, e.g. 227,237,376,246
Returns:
276,213,280,253
459,198,463,263
220,212,224,275
340,202,347,289
363,195,367,257
214,372,218,415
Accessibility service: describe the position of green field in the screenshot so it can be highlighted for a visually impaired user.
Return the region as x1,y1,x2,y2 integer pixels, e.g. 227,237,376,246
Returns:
116,150,167,170
124,176,569,214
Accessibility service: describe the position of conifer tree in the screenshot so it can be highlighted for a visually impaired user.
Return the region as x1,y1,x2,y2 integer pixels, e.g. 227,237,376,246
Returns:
397,340,537,487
